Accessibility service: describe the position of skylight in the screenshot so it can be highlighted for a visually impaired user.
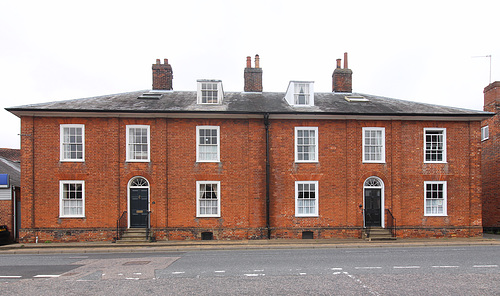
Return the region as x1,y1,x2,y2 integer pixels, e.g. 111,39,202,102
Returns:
345,95,368,102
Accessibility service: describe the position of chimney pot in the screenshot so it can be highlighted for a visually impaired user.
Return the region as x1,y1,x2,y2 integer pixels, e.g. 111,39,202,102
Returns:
156,59,161,65
255,54,260,68
246,56,251,68
164,58,168,65
336,59,341,69
344,52,348,69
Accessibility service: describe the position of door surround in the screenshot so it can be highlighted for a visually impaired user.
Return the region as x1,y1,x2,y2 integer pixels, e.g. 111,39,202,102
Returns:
363,176,384,228
127,176,150,228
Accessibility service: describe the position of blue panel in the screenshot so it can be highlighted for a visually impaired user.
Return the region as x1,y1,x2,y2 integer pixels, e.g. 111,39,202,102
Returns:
0,174,8,187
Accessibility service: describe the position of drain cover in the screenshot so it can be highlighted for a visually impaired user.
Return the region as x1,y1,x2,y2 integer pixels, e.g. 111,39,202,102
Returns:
123,261,151,266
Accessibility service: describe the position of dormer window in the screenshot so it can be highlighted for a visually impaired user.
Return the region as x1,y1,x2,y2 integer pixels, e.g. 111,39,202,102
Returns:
295,83,310,105
285,81,314,107
197,80,223,104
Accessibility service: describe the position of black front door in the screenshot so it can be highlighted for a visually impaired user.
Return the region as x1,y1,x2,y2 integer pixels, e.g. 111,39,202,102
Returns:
130,188,148,228
364,188,381,227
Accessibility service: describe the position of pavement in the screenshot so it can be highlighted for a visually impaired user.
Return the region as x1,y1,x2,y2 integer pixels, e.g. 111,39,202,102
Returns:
0,233,499,254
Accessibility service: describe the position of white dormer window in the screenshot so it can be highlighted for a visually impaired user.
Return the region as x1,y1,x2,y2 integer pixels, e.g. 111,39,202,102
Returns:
197,80,223,104
285,81,314,107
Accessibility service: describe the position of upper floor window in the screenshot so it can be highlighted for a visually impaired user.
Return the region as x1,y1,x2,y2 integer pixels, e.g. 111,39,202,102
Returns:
285,81,314,107
295,181,319,217
197,80,223,104
60,180,85,218
424,181,447,216
60,124,84,162
196,181,221,217
363,127,385,163
424,128,446,163
481,126,489,141
197,126,220,162
126,125,150,162
295,127,318,163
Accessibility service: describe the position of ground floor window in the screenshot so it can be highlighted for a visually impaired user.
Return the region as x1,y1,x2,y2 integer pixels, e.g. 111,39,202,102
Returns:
196,181,220,217
295,181,318,217
60,180,85,217
424,181,447,216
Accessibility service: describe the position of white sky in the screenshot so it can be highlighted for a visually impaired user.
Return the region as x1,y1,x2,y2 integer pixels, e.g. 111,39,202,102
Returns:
1,0,499,149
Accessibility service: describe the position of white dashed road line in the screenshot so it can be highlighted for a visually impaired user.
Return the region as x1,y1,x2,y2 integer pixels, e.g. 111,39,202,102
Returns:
355,267,382,270
33,275,61,278
0,276,22,278
473,265,498,268
393,266,421,269
432,266,459,268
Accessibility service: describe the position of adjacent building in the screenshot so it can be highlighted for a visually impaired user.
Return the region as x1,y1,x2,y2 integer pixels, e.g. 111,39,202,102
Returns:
6,54,491,243
0,148,21,242
481,81,500,233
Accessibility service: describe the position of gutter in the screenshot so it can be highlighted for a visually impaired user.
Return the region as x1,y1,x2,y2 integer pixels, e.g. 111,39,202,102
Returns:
264,113,271,239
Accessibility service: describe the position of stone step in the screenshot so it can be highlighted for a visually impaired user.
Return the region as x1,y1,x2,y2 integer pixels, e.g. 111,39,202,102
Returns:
118,228,149,242
363,228,396,241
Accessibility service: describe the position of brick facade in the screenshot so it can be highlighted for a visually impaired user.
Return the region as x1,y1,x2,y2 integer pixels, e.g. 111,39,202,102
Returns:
16,115,482,242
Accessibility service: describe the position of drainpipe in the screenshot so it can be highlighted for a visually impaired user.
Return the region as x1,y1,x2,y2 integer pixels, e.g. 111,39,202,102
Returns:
264,113,271,239
12,185,16,242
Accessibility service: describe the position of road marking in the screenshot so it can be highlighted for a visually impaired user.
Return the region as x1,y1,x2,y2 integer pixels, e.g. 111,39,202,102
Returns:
172,271,185,274
253,269,264,272
34,275,60,278
299,273,307,275
355,267,382,270
125,278,139,280
330,268,343,271
244,273,265,277
432,266,458,268
473,265,498,268
0,276,22,278
214,270,225,273
393,266,421,269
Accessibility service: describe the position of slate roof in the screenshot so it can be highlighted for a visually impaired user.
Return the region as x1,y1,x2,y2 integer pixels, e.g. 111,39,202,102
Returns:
6,90,492,119
0,157,20,187
0,149,20,162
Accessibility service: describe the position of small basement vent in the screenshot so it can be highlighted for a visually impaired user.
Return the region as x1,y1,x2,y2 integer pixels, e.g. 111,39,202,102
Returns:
302,231,314,239
138,92,163,100
201,232,213,240
345,95,369,102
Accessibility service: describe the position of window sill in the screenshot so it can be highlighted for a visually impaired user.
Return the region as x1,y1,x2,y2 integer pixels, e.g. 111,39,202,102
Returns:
295,215,319,218
362,161,386,164
59,216,86,219
196,215,221,218
423,161,447,164
60,159,85,162
196,160,221,163
126,160,150,163
424,214,447,217
295,161,319,164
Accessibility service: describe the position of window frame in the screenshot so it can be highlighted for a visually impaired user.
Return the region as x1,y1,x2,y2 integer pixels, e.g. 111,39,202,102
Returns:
481,125,489,141
295,127,318,163
362,127,385,163
197,81,223,104
294,83,311,105
59,180,85,218
424,128,447,163
295,181,319,217
196,126,220,162
424,181,447,216
126,125,150,162
60,124,85,162
196,181,221,217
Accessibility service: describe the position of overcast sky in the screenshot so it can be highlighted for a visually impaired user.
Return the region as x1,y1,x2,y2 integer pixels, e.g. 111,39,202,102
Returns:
1,1,499,149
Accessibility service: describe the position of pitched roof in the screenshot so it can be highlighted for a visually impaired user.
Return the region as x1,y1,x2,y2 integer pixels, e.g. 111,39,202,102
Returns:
0,157,20,187
6,90,492,120
0,148,20,162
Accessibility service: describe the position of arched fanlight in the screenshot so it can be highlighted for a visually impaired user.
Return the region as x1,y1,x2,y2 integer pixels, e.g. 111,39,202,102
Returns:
364,177,382,187
130,177,149,187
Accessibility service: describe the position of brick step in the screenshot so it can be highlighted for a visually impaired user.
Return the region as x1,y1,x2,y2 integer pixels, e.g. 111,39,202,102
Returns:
118,228,149,242
363,228,396,241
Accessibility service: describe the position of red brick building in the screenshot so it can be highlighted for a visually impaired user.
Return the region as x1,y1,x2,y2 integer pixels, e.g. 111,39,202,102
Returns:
481,81,500,232
6,54,491,243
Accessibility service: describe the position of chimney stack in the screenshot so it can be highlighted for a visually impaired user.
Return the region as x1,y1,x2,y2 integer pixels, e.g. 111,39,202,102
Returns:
484,81,500,113
152,58,173,90
244,54,263,92
332,52,353,93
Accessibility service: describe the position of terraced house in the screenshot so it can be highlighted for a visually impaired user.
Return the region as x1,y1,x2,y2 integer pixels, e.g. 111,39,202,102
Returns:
6,54,491,243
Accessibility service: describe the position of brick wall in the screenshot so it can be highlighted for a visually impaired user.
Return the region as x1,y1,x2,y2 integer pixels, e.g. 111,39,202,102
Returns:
19,115,483,242
482,82,500,230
